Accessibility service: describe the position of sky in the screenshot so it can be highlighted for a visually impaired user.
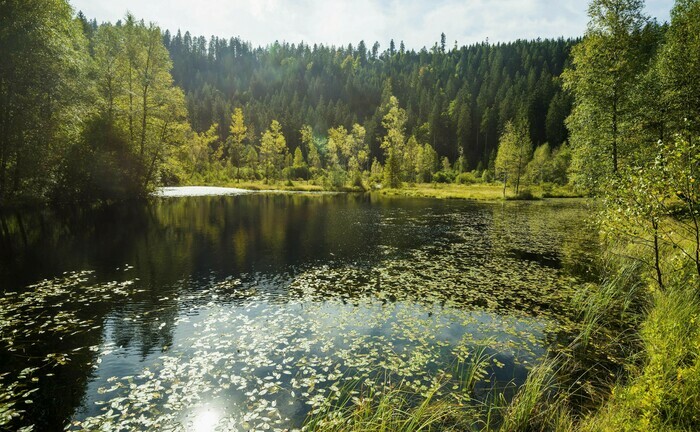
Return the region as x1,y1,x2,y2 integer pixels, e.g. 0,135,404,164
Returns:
70,0,674,49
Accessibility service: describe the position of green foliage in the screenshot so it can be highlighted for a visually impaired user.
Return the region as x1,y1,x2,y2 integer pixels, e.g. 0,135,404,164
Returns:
432,171,455,184
495,120,533,195
165,34,575,173
658,0,700,136
416,143,438,183
259,120,288,180
0,0,91,203
381,96,407,188
497,359,572,432
326,125,347,169
525,143,552,184
564,0,653,191
581,279,700,432
1,5,582,204
383,149,402,188
457,172,480,185
290,147,310,180
51,13,190,202
305,381,472,432
323,166,348,190
563,4,700,431
524,142,572,186
227,108,248,177
369,158,384,185
306,137,322,171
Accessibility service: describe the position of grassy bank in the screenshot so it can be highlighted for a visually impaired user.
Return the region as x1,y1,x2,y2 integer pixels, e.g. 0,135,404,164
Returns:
300,228,699,431
379,183,581,201
187,180,583,201
576,237,700,431
185,179,368,193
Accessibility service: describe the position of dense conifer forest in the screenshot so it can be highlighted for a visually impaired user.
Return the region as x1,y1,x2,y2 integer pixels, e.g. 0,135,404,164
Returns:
161,32,575,168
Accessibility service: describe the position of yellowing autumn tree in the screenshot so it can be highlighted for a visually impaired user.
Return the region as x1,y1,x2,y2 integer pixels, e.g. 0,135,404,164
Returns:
227,108,247,178
259,120,287,180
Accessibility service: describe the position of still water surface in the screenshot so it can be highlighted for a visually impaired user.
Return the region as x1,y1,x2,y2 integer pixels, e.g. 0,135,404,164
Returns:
0,192,597,431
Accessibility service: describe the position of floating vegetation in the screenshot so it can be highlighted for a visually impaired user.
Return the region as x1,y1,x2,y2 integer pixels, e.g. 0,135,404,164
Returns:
0,197,598,431
0,272,143,430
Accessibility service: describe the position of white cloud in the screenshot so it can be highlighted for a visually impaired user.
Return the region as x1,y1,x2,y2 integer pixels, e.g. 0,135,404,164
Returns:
69,0,673,49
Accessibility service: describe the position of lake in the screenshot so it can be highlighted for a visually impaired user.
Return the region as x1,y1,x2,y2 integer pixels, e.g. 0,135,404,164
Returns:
0,191,598,431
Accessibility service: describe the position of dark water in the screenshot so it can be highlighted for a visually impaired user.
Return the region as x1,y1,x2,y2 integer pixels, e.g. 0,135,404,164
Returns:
0,192,597,431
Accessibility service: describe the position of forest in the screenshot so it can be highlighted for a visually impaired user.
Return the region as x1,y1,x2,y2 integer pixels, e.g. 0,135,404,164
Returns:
2,0,580,204
2,1,693,205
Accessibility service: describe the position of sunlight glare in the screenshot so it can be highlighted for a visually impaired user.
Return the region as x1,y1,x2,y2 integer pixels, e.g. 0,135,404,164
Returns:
190,407,220,431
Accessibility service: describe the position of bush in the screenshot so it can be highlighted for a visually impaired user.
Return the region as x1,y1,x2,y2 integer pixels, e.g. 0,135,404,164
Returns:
505,189,538,200
290,165,311,180
323,167,347,190
457,172,479,185
351,171,365,190
541,182,554,196
432,171,455,183
514,189,536,200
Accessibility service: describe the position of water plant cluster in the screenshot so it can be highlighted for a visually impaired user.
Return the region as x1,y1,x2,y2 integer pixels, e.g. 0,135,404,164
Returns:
0,201,596,431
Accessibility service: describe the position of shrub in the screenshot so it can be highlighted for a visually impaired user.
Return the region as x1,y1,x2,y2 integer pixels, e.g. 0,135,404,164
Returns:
323,167,347,189
351,171,365,190
506,189,537,200
457,172,479,185
541,182,554,196
432,171,455,183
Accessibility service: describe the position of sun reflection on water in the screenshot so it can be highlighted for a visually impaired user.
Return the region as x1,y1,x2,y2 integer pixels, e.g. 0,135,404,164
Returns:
189,405,221,431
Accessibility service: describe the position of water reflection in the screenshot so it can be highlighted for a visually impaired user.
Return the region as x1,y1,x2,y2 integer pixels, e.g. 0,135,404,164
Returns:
0,194,598,431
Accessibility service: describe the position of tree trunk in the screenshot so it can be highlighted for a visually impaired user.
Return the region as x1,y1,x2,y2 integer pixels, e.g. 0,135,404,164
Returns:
652,218,663,290
128,59,134,146
612,88,618,173
143,121,169,189
140,34,155,160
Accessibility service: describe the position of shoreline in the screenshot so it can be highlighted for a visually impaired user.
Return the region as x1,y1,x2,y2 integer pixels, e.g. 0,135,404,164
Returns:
180,181,584,201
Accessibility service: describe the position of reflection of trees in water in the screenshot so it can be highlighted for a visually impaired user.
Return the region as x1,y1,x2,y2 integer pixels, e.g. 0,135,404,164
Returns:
0,204,152,289
0,196,598,430
489,200,598,279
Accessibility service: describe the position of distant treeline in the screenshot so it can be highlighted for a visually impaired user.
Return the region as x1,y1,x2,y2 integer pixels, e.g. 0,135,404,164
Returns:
159,31,576,169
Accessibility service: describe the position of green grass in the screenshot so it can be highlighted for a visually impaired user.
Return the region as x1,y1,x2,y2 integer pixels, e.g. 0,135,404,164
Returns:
379,183,582,201
304,346,494,432
183,178,583,201
304,382,470,432
495,358,574,432
579,278,700,431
